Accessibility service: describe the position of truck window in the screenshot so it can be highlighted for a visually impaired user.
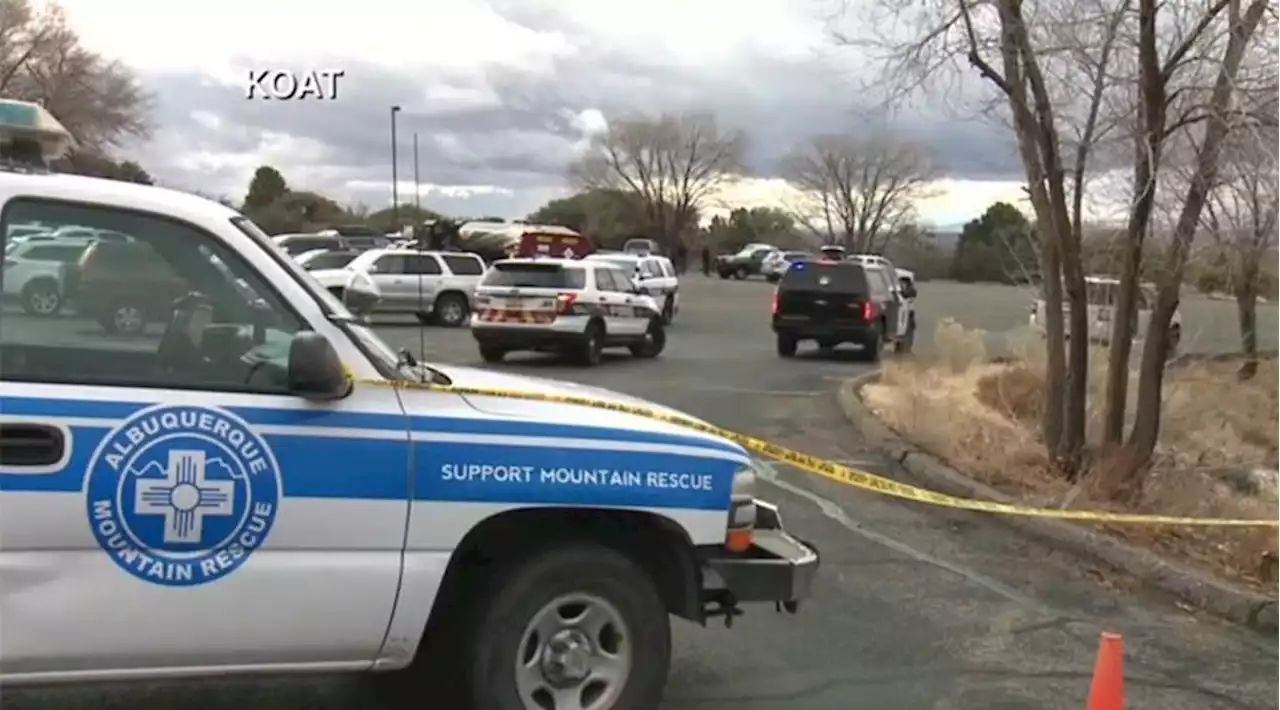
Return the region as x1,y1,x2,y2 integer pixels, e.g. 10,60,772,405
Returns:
482,262,587,289
0,198,305,392
441,254,484,275
404,254,443,275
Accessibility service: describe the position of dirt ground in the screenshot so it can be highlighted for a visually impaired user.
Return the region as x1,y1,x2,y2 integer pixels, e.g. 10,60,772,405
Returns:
863,320,1279,591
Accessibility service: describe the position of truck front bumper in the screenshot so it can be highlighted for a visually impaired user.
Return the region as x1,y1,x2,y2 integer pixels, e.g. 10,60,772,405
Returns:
699,500,819,612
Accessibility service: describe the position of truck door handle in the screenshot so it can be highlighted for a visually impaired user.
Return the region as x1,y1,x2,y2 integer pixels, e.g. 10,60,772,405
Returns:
0,423,66,468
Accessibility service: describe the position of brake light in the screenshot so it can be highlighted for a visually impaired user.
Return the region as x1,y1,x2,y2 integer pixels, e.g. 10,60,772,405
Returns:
862,301,874,320
555,292,578,315
474,294,491,308
771,289,779,315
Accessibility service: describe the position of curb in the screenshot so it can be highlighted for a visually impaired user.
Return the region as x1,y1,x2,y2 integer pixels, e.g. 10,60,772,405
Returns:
837,370,1278,631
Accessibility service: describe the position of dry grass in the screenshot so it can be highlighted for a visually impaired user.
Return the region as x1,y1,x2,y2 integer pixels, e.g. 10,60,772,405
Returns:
865,320,1280,590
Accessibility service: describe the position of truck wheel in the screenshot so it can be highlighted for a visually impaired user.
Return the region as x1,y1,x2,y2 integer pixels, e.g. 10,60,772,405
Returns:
21,279,62,316
102,300,147,336
629,318,666,358
733,266,747,280
860,325,883,363
895,317,915,354
776,333,797,357
468,543,670,710
479,344,506,363
434,292,470,327
718,271,730,280
575,322,605,367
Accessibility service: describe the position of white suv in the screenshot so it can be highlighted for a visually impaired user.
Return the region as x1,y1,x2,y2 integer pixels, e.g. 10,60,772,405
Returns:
2,236,95,315
1030,275,1183,353
471,258,666,366
323,248,487,327
584,252,680,322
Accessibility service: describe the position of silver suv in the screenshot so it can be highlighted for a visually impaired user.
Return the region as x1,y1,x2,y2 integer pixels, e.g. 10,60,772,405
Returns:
2,236,94,315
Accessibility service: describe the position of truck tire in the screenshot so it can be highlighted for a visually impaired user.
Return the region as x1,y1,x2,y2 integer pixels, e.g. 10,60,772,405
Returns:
733,266,747,280
574,322,605,367
434,292,470,327
21,278,62,316
467,543,671,710
895,316,915,354
101,299,147,336
776,333,797,357
629,318,666,358
860,324,883,363
479,344,506,363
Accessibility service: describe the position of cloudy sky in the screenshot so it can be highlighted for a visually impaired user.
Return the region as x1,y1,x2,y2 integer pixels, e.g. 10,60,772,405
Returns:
53,0,1030,226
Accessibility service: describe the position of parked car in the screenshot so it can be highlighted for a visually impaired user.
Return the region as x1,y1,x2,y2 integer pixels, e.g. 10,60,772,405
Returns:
2,236,94,315
585,252,681,322
63,239,189,336
763,250,815,282
294,248,360,271
271,233,346,257
1030,275,1182,354
716,243,778,280
315,248,487,326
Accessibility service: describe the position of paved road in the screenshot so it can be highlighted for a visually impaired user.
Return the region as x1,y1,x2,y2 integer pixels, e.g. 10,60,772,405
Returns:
5,277,1275,709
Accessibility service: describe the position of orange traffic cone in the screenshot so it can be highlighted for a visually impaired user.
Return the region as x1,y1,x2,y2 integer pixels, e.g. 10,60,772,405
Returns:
1086,632,1124,710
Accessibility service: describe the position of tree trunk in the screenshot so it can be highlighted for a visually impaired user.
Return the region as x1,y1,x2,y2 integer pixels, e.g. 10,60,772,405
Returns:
1236,276,1259,379
1126,0,1268,468
1103,0,1165,446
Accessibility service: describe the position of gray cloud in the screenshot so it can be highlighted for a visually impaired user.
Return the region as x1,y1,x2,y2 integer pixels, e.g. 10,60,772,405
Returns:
123,9,1021,220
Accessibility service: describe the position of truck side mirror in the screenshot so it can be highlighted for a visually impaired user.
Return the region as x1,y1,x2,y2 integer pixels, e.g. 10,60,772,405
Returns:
287,332,352,401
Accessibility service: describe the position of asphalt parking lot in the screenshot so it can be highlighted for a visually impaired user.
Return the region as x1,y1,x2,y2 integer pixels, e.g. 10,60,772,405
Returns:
5,276,1276,710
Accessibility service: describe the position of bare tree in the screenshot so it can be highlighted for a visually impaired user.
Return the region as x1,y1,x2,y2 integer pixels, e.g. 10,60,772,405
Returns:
781,131,937,253
1100,0,1272,448
1153,53,1277,377
845,0,1273,483
0,0,151,151
1121,0,1272,474
846,0,1132,476
1204,128,1279,378
566,112,745,251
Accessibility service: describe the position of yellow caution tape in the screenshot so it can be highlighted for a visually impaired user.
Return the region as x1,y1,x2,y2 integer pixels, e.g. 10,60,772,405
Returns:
355,376,1278,528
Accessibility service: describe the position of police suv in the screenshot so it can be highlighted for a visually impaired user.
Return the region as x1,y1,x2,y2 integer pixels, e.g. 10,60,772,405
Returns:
471,257,668,366
583,251,680,323
0,101,817,708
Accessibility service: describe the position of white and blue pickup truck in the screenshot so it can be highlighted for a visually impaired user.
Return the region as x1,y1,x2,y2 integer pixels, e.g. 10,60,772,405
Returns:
0,103,818,709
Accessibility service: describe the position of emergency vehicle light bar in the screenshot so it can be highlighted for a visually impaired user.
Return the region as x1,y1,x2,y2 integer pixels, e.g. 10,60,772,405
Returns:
0,99,74,166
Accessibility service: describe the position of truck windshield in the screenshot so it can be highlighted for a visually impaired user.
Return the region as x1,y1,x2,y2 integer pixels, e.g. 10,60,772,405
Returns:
230,217,404,380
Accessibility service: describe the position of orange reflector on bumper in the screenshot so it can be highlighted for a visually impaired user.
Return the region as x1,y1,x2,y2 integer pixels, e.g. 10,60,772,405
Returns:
725,528,753,553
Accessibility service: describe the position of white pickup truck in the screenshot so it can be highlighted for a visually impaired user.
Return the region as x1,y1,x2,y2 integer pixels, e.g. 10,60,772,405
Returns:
0,102,818,709
312,248,486,327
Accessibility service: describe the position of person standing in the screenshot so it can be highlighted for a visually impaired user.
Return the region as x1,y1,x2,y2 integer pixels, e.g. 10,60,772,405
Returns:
700,245,712,276
675,242,689,274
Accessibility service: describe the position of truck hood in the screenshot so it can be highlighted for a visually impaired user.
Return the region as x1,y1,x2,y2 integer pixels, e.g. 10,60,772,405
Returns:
433,364,747,457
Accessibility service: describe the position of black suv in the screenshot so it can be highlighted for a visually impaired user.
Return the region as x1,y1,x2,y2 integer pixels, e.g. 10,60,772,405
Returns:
771,260,899,361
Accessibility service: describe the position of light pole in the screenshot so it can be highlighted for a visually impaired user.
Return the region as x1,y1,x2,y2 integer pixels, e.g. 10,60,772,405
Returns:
413,132,421,216
390,105,401,231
